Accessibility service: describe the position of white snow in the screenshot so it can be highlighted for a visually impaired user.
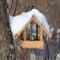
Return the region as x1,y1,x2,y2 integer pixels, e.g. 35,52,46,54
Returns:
56,53,60,60
9,9,51,35
9,44,14,49
57,28,60,33
50,27,54,32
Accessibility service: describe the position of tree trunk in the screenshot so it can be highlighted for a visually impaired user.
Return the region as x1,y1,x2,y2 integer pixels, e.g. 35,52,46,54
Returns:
0,0,15,60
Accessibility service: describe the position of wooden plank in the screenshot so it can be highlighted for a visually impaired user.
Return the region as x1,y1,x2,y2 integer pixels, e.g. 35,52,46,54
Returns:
42,24,52,38
40,26,43,41
22,41,44,49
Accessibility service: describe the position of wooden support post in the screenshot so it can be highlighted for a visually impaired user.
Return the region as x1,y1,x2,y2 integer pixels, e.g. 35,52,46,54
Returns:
40,26,43,41
23,29,26,41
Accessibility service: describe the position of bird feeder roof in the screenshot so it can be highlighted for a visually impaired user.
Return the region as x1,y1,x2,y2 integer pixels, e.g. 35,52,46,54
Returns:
9,9,52,38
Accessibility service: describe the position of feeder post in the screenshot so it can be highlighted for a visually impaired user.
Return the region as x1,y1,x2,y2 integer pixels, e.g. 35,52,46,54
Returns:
40,26,43,41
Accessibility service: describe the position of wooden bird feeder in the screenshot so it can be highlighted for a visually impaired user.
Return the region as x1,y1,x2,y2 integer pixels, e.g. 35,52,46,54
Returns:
16,16,52,49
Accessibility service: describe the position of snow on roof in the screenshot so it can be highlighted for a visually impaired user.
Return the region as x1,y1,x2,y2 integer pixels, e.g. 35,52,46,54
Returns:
9,9,51,35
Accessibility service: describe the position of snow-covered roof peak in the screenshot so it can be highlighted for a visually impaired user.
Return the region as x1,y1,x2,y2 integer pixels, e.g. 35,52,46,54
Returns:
9,9,51,36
